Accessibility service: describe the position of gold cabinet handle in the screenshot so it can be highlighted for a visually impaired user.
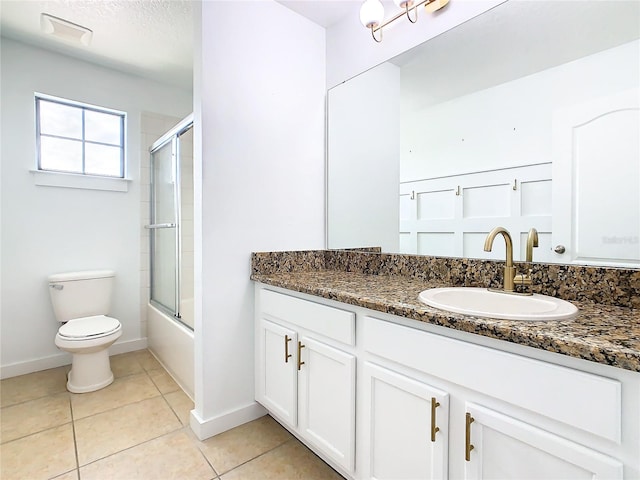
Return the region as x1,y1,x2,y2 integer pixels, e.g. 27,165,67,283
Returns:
297,341,305,370
284,335,292,363
430,397,440,442
465,412,475,461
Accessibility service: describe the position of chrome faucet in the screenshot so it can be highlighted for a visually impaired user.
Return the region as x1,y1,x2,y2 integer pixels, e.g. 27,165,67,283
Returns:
484,227,515,292
514,228,539,287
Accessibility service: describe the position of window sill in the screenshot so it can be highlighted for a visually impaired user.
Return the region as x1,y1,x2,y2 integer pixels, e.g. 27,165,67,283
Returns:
30,170,131,192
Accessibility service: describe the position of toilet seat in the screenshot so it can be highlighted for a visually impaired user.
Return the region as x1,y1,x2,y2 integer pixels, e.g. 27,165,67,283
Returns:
58,315,121,340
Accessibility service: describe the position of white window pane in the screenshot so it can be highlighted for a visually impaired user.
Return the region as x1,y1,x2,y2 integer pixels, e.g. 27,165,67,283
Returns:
85,110,122,145
85,143,122,177
40,136,82,173
39,101,82,139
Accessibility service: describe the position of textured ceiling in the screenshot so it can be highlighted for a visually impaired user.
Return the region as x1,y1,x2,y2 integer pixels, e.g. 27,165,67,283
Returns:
0,0,359,91
0,0,194,90
3,1,637,104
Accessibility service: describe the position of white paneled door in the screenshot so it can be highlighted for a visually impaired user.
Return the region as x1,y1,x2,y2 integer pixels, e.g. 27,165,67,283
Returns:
552,89,640,267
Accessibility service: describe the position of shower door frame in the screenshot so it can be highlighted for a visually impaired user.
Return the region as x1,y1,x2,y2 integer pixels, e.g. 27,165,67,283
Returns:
147,114,193,322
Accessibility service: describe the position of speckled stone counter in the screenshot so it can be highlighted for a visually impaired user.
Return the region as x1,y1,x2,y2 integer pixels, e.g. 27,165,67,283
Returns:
251,250,640,372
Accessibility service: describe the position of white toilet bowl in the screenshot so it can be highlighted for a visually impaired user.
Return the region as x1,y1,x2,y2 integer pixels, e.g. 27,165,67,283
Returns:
55,315,122,393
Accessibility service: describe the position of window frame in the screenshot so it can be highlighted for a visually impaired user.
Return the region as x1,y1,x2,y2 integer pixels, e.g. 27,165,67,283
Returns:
35,93,127,179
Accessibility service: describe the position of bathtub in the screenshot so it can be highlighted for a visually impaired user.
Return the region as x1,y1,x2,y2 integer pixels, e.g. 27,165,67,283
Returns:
147,302,194,399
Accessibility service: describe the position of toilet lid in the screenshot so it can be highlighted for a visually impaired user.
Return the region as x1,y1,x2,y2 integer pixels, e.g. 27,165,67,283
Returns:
58,315,121,338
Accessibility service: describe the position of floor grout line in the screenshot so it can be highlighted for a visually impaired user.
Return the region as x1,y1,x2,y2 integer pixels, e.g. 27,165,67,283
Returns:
68,385,82,479
69,370,164,421
1,350,341,480
160,390,187,425
72,374,184,470
212,435,294,477
0,390,69,410
0,419,74,446
71,388,165,420
194,441,221,479
0,368,70,409
75,425,191,470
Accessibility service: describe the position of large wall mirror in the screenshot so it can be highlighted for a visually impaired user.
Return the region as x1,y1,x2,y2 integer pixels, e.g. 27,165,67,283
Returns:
327,0,640,267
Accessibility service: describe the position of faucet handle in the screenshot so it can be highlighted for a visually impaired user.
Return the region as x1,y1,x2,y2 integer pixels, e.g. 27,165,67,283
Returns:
514,269,533,286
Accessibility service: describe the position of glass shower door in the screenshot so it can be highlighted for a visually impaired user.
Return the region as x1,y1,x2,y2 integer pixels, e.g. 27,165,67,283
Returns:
149,140,179,315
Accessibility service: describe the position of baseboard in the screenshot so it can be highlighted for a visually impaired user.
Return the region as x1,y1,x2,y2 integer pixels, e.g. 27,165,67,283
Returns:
0,351,73,379
110,337,148,356
190,401,268,440
0,337,149,379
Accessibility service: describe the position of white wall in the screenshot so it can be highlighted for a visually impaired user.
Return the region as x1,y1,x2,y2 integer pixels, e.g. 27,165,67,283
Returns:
191,1,326,438
327,62,400,251
0,38,192,377
325,0,504,88
401,39,640,181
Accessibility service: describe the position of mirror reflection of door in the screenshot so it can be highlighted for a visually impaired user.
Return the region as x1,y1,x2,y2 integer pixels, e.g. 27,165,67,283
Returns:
552,89,640,267
326,0,640,267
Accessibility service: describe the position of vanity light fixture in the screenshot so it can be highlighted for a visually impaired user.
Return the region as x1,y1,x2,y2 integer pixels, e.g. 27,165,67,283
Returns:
360,0,450,43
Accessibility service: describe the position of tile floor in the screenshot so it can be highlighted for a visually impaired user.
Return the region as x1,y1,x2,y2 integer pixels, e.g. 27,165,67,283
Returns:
0,349,343,480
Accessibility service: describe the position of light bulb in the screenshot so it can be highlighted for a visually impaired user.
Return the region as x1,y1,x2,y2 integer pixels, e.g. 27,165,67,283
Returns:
359,0,385,28
393,0,414,8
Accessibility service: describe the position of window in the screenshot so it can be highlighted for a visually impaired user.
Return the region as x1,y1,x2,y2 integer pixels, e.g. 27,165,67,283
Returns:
36,95,126,178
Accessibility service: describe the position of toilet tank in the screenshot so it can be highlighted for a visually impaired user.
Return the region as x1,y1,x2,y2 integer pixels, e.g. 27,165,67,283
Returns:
48,270,115,322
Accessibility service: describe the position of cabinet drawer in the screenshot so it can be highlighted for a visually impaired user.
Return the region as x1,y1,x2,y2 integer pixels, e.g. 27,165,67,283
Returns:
364,317,622,443
259,289,355,345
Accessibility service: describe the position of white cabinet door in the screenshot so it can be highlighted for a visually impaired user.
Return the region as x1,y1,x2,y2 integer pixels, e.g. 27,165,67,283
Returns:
463,403,623,480
298,336,356,473
257,320,298,428
363,362,449,480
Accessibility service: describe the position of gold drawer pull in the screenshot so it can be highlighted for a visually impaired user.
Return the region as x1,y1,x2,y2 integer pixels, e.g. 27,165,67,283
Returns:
297,341,305,370
284,335,292,363
465,412,475,461
430,397,440,442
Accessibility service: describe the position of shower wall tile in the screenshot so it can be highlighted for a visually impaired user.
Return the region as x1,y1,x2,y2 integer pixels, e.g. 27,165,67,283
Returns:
140,201,150,225
163,117,180,131
181,220,193,236
140,184,150,206
139,319,147,338
140,284,147,329
143,134,158,152
140,270,150,289
140,167,150,187
182,237,194,254
140,235,149,255
142,113,171,137
181,203,193,221
181,254,194,269
180,128,194,312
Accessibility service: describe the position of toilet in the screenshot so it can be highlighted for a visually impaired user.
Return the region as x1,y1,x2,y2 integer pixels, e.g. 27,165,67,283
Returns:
48,270,122,393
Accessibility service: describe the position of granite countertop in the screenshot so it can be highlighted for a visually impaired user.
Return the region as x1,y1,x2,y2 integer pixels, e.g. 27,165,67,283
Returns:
252,270,640,372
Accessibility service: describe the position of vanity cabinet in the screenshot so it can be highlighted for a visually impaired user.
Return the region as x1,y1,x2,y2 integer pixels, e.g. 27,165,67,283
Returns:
258,320,298,426
254,284,639,479
255,288,356,474
362,362,449,479
463,403,623,479
363,316,626,480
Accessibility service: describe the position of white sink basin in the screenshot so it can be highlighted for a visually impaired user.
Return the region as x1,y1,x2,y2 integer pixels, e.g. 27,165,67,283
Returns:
418,287,578,321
